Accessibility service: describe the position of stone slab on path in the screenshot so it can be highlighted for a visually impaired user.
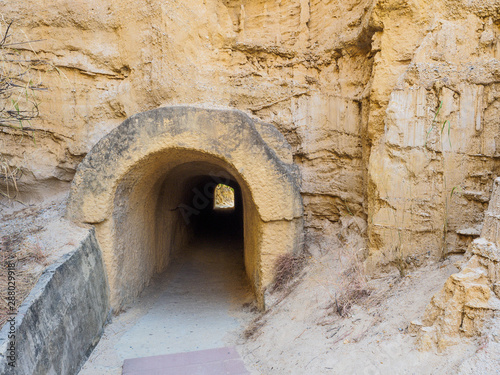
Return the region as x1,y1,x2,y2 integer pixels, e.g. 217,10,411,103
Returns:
122,347,249,375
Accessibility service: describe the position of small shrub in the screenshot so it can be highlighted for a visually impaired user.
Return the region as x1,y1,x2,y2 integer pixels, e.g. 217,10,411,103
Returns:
333,282,371,317
243,318,266,340
271,253,305,292
329,252,372,318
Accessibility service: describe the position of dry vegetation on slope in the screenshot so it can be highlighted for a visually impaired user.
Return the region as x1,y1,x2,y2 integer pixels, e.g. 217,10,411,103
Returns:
239,228,495,374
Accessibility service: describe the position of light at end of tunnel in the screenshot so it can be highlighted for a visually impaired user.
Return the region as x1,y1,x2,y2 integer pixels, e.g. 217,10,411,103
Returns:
214,184,235,210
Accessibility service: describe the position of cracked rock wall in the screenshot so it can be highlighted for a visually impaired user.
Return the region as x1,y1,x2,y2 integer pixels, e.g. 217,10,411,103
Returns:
416,177,500,351
2,0,500,273
366,0,500,271
1,0,374,257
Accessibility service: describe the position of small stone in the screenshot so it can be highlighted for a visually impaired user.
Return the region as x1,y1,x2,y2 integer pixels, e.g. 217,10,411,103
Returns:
480,30,495,46
408,320,423,336
493,283,500,299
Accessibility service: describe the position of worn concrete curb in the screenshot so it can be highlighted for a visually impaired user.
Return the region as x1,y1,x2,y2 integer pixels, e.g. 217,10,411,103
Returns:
0,228,110,375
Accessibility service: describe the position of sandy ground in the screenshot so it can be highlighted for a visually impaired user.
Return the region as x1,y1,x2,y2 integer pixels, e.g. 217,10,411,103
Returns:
79,234,496,375
79,236,255,375
0,193,86,267
238,249,481,374
2,200,498,374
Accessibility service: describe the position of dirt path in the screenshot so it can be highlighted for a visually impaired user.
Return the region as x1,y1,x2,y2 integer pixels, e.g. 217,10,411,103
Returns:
78,237,255,375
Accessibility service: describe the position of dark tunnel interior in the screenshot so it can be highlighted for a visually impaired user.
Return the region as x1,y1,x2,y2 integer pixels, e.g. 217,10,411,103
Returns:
186,175,244,246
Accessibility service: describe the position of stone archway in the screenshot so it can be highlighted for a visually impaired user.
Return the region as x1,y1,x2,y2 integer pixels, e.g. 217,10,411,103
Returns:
67,106,303,310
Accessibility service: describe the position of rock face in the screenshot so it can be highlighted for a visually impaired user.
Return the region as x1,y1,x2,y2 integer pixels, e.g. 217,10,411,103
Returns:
417,177,500,351
367,1,500,272
1,0,372,260
2,2,500,280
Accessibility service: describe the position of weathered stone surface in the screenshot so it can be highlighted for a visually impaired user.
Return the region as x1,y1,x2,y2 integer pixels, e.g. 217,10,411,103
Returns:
0,226,110,375
417,178,500,351
2,0,500,306
1,0,371,260
366,0,500,270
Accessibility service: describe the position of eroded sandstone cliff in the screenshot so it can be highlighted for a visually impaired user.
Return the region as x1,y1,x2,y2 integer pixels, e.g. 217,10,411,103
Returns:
2,0,500,291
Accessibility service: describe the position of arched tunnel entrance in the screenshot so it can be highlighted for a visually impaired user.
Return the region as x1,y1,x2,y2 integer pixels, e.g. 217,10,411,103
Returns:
67,106,304,311
153,159,247,285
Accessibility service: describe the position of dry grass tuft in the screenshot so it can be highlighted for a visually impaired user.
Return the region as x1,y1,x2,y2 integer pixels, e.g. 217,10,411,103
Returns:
271,253,305,292
243,317,267,340
0,156,23,201
331,279,371,318
310,231,373,319
329,253,372,317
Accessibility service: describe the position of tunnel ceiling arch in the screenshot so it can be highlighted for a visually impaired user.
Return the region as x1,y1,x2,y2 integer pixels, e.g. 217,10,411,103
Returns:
67,106,303,309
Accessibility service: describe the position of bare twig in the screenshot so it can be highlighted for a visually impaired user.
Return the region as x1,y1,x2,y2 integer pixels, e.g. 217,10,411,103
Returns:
0,19,53,137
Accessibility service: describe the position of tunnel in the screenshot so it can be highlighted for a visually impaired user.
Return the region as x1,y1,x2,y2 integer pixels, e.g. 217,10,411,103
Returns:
183,170,244,244
154,158,247,284
67,106,304,310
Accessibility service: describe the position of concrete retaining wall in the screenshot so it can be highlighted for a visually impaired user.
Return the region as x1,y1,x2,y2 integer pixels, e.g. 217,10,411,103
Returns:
0,228,110,375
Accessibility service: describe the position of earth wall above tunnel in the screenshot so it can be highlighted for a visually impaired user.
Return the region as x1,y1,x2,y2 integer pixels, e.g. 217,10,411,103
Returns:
3,0,500,285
